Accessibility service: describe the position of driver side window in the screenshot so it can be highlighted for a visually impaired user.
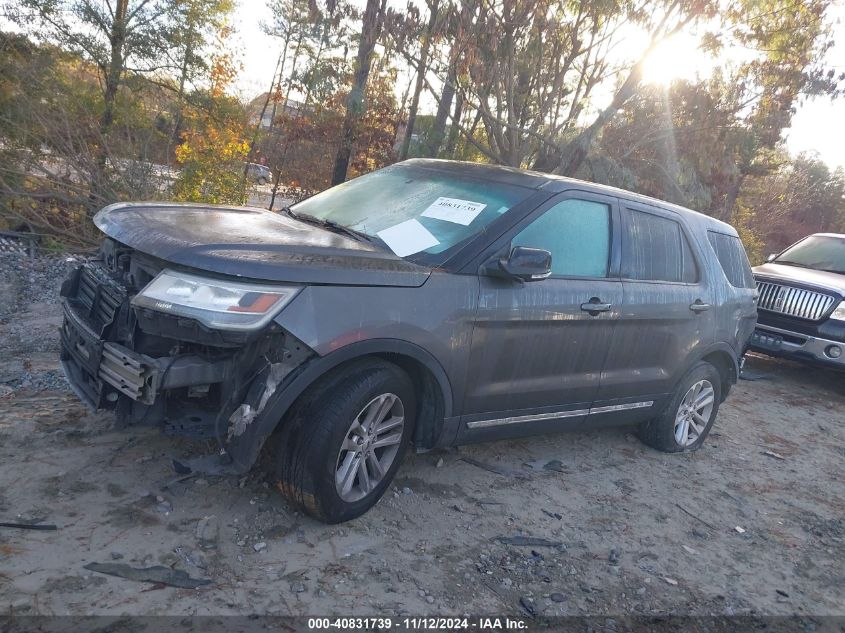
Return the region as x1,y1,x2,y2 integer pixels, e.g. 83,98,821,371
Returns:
512,198,611,277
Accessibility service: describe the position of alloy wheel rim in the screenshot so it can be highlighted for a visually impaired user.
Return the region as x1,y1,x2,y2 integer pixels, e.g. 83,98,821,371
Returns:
335,393,405,502
674,379,715,447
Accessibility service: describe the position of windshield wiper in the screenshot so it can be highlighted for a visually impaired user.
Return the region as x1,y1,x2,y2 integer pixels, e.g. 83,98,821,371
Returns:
281,207,378,245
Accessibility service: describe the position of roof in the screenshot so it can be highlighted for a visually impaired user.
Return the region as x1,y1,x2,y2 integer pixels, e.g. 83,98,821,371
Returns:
403,158,737,234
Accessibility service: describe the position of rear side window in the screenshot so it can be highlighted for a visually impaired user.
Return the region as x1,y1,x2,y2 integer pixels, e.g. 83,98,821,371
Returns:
512,198,610,277
708,231,755,288
623,209,697,283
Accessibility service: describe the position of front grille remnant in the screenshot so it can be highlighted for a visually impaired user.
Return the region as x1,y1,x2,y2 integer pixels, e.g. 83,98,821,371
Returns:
75,264,126,332
755,280,836,321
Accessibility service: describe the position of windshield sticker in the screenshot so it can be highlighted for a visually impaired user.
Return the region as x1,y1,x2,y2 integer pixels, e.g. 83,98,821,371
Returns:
421,197,487,225
377,219,440,257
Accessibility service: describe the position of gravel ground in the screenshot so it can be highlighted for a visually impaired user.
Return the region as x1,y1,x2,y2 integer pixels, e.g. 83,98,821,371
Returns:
0,253,843,617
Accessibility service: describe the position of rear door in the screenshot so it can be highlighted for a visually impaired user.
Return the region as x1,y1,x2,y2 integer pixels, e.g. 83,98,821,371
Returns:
592,202,715,424
459,191,623,440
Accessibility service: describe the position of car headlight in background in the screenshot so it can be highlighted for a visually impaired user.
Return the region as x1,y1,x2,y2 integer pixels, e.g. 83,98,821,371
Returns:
132,269,300,330
830,301,845,322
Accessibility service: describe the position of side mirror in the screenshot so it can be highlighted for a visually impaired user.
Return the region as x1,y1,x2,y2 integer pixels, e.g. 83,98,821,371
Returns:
766,253,777,263
497,246,552,281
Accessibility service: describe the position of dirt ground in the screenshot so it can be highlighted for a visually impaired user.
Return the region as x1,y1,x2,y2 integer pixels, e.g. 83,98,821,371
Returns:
1,257,844,617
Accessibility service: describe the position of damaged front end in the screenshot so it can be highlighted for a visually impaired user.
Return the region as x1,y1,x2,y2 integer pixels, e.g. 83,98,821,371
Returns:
59,238,314,472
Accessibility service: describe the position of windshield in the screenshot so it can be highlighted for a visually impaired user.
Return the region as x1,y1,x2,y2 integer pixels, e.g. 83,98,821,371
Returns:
775,235,845,274
291,164,533,260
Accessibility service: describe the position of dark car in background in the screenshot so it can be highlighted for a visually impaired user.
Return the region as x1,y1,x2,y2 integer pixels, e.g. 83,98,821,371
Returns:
751,233,845,368
58,159,757,522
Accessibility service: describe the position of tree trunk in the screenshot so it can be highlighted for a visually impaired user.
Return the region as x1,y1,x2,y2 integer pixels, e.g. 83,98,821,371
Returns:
330,0,386,186
552,66,642,176
444,91,463,157
399,0,440,161
426,55,456,158
269,26,301,137
169,37,194,157
101,0,128,140
269,32,308,210
241,52,285,188
721,174,746,223
92,0,128,204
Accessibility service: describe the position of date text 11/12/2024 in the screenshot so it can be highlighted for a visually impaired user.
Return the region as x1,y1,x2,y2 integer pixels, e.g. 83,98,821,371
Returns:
307,617,528,630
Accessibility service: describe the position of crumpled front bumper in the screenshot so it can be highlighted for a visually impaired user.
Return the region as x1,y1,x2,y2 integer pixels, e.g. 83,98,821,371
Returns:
59,259,316,473
60,298,231,408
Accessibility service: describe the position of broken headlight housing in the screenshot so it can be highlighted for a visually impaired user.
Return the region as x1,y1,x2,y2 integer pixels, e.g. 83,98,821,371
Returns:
132,269,300,331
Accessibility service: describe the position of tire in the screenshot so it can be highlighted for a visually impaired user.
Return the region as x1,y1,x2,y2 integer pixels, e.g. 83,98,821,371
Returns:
257,177,268,185
270,359,416,523
637,361,722,453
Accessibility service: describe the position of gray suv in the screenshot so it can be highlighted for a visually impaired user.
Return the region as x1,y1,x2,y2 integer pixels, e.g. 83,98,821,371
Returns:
59,159,757,522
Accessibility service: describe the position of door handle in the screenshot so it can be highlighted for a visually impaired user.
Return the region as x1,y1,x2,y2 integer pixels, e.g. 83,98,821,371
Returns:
690,301,711,313
581,298,612,314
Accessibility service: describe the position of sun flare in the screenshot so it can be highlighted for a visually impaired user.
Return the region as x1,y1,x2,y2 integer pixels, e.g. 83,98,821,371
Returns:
641,34,705,86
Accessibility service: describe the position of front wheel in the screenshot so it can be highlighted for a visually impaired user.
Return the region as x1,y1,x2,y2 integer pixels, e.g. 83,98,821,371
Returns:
637,361,721,453
271,359,415,523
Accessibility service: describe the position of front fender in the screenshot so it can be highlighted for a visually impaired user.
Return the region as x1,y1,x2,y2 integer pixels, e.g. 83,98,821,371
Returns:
224,338,454,473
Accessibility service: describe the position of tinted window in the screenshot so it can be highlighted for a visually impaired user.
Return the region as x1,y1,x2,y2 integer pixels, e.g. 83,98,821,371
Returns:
623,210,697,283
512,198,610,277
708,231,755,288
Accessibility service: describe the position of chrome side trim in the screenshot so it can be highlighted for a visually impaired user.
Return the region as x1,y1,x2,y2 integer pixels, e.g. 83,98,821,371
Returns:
465,401,654,429
589,401,654,414
466,408,589,429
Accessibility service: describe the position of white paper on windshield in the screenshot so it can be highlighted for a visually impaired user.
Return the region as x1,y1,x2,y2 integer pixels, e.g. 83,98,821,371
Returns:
421,197,487,225
377,219,440,257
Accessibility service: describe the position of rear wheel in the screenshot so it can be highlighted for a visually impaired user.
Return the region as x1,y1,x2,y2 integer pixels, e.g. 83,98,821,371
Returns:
257,176,268,185
637,361,721,452
271,359,415,523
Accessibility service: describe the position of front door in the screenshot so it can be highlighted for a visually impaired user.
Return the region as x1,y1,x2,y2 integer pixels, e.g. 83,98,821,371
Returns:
460,192,623,440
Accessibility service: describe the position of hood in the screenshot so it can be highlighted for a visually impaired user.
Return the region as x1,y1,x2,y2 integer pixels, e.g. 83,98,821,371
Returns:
753,262,845,296
94,202,431,287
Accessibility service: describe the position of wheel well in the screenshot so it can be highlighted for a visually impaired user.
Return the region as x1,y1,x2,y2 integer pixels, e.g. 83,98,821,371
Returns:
373,352,446,450
701,351,737,401
274,351,448,448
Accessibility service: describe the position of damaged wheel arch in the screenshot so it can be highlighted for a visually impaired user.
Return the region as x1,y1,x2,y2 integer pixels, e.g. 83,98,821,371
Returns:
224,338,454,473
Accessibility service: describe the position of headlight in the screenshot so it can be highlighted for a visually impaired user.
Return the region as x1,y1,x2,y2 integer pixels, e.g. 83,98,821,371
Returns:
830,300,845,322
132,269,300,331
